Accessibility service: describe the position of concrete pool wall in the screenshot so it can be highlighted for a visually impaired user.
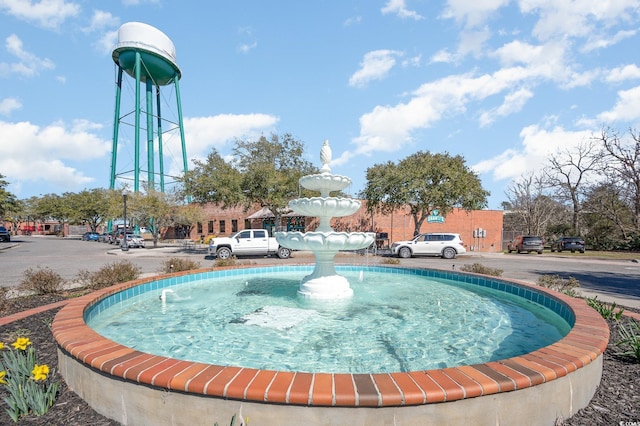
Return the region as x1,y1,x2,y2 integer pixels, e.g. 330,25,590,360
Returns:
52,265,609,425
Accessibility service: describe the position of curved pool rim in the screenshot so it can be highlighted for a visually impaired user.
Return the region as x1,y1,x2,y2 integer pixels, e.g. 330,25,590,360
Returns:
52,265,609,425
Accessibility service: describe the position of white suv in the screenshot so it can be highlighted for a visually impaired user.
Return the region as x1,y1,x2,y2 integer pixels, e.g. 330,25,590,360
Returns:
391,233,466,259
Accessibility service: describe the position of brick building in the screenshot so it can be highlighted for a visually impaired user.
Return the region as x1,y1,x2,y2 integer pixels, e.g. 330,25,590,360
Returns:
188,201,504,253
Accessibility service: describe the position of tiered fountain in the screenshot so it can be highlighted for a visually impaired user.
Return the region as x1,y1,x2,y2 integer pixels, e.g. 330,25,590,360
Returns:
276,140,375,299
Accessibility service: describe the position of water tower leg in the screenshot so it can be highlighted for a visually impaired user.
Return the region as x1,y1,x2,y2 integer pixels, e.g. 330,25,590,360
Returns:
110,67,123,192
134,52,142,192
174,77,188,181
156,86,165,192
146,79,155,190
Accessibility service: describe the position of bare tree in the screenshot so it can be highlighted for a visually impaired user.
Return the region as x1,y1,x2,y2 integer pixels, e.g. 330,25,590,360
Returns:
505,172,564,237
544,139,603,234
596,127,640,233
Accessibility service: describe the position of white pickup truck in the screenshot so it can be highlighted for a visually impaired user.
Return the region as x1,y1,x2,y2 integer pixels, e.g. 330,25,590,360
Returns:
207,229,292,259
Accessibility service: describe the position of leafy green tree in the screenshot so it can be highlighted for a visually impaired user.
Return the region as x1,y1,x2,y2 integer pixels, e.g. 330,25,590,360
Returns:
182,149,243,207
0,174,18,220
127,189,203,246
361,151,489,236
183,133,318,229
67,189,112,233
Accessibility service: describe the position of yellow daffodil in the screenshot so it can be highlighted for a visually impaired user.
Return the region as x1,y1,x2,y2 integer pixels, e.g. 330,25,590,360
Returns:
0,342,4,350
0,371,6,385
31,364,49,381
11,337,31,351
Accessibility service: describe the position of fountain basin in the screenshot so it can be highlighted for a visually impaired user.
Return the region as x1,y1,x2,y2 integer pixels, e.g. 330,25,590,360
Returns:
276,231,375,251
288,197,362,218
52,265,608,425
299,173,351,195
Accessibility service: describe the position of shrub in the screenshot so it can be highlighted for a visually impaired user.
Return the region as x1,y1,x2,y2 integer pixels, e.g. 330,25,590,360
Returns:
585,296,625,320
537,274,581,297
75,260,141,290
18,267,65,295
380,257,400,265
214,256,238,268
459,263,503,277
160,258,201,274
616,319,640,362
0,287,9,315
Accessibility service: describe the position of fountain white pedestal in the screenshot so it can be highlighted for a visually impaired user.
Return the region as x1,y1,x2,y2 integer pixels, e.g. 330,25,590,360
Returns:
276,140,375,299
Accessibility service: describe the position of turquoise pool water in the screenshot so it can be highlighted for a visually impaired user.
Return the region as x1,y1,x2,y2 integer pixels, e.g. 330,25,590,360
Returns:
87,267,571,374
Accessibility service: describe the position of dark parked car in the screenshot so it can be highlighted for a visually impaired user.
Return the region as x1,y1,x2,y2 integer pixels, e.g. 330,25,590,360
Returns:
0,226,10,242
81,231,100,241
550,237,585,253
507,235,544,254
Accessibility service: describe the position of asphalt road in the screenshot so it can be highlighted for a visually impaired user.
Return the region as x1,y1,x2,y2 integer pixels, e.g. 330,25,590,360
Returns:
1,235,639,308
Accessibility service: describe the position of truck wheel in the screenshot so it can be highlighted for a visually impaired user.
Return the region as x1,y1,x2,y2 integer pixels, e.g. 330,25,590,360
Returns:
442,247,456,259
216,247,232,259
277,247,291,259
398,247,412,258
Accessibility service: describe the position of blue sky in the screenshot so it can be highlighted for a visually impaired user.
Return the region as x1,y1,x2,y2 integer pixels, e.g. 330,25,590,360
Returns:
2,0,640,209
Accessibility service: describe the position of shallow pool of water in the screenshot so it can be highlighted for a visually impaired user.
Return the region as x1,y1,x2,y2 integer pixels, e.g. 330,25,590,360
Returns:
88,269,570,373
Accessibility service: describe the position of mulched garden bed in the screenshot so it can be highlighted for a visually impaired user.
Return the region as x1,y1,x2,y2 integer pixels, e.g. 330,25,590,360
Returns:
0,294,638,425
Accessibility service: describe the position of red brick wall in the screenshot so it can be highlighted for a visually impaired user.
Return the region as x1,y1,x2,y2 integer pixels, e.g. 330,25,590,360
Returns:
190,201,504,253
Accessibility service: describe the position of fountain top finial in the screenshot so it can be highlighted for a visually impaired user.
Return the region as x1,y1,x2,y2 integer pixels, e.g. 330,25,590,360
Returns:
320,140,331,173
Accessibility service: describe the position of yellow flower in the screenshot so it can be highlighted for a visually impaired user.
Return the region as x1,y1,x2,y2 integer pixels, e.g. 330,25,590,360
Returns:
0,342,4,350
31,364,49,381
0,371,6,385
11,337,31,351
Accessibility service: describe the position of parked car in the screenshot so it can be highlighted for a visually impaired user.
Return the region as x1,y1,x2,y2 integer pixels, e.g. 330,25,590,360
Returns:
507,235,544,254
81,231,100,241
98,233,111,243
111,230,133,245
550,236,585,253
391,232,467,259
125,234,145,248
0,226,10,242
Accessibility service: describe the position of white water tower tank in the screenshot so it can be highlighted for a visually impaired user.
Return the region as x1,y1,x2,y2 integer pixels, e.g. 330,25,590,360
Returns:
112,22,181,85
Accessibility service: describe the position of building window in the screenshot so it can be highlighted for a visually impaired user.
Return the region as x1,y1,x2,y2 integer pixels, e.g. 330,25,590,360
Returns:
244,219,251,229
208,220,214,234
197,222,203,233
219,220,226,234
232,219,238,233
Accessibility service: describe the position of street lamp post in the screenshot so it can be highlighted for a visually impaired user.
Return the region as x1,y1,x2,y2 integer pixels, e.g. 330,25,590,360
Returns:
121,190,129,252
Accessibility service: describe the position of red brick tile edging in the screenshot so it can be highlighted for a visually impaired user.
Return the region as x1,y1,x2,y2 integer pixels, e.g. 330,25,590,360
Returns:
48,269,611,408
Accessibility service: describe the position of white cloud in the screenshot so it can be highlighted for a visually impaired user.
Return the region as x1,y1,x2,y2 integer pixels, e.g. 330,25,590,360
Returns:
606,64,640,83
520,0,639,42
381,0,423,20
343,16,362,26
0,0,80,29
349,50,403,88
238,42,257,53
441,0,509,28
597,86,640,122
83,10,119,33
1,34,54,77
479,87,534,127
162,113,279,178
96,30,118,54
582,29,636,52
473,125,593,181
0,119,110,188
0,97,22,115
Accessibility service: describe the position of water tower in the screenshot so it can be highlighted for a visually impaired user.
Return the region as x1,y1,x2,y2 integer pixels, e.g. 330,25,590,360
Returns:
110,22,188,193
